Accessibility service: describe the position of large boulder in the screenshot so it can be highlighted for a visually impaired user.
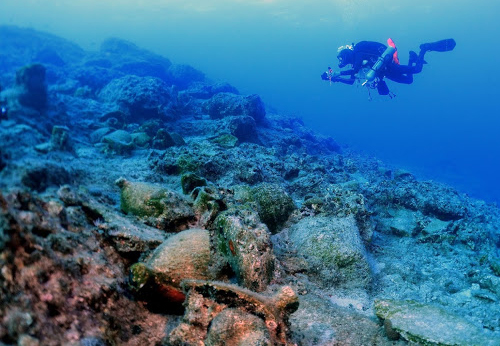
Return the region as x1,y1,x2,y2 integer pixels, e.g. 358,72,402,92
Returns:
99,37,172,82
168,64,205,89
206,93,266,123
0,25,85,74
98,75,174,120
375,299,498,345
288,216,371,290
251,183,295,234
15,63,47,111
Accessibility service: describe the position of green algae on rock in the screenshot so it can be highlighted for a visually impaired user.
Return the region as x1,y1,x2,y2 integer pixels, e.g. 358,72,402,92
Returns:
181,172,207,194
211,133,239,148
374,299,499,345
102,129,135,155
211,208,276,292
288,216,371,290
115,177,194,231
251,183,295,234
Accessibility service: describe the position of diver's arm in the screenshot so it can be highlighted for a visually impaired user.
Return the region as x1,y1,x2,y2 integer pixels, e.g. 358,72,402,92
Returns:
332,76,355,85
339,69,355,76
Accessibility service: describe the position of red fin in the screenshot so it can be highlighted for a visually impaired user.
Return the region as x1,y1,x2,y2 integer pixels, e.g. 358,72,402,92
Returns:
387,38,400,64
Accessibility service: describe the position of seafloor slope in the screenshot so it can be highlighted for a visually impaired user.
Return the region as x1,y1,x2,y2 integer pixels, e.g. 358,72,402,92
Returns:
0,25,499,346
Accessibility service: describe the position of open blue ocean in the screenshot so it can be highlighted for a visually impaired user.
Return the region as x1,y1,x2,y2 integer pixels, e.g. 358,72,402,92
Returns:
2,0,497,203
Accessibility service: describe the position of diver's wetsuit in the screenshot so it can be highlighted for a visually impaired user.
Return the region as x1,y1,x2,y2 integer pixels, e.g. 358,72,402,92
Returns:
337,41,423,85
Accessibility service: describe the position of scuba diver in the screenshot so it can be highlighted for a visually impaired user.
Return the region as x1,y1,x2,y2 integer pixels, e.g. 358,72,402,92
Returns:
321,38,456,98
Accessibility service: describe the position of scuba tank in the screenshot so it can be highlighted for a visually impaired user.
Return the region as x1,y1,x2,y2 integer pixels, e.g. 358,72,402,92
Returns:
364,46,396,83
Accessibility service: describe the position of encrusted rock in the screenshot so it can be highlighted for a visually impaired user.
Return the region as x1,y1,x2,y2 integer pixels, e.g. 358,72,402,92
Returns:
376,208,420,237
168,280,298,346
205,308,271,346
116,177,195,231
206,92,266,123
181,172,207,194
35,125,71,153
374,299,498,345
288,216,371,290
227,115,259,143
21,163,72,192
252,183,295,234
101,129,134,155
15,63,47,111
211,209,276,292
99,75,174,120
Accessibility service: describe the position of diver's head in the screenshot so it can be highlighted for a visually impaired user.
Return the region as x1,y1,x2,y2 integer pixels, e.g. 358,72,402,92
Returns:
337,44,354,68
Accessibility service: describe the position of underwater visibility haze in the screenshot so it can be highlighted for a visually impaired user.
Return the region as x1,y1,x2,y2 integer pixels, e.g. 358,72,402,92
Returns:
1,1,500,345
2,0,498,202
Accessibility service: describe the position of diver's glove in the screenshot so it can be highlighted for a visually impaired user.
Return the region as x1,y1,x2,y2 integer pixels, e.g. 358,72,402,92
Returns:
321,71,340,81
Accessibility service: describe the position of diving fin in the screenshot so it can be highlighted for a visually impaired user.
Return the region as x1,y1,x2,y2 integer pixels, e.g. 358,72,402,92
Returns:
420,39,456,52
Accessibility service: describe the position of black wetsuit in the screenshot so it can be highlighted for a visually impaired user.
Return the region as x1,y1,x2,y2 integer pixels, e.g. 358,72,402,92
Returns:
338,41,423,85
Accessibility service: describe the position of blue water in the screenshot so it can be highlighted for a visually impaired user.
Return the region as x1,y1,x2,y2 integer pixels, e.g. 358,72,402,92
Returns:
2,0,499,203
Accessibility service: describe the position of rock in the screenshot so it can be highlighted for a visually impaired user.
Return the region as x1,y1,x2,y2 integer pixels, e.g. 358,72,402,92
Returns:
35,125,71,152
89,127,113,144
374,299,499,345
377,208,419,237
211,133,239,148
207,93,266,123
99,37,172,82
288,216,371,290
290,293,385,346
205,308,271,346
184,82,239,99
317,184,373,242
15,63,47,111
98,75,174,120
227,115,259,143
21,163,72,192
211,209,276,292
171,280,299,345
167,290,226,345
101,129,134,155
0,26,85,74
18,334,40,346
98,109,128,128
168,64,205,89
152,128,175,149
418,217,452,243
129,228,211,304
181,172,207,194
83,198,166,254
192,186,224,229
131,132,151,148
252,183,295,234
116,177,195,231
170,132,186,146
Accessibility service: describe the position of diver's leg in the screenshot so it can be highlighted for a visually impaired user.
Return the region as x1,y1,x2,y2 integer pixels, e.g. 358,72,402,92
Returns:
409,51,418,65
420,39,456,52
386,73,413,84
385,65,414,84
